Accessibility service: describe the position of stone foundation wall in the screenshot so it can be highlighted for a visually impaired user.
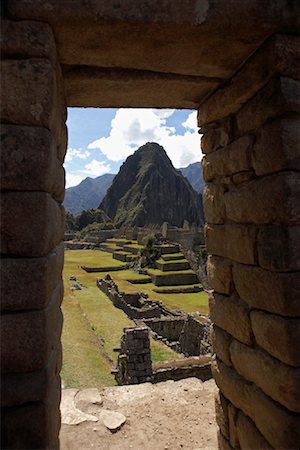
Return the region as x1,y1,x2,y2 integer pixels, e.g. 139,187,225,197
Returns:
115,327,153,385
179,315,212,357
1,18,66,449
97,275,162,319
199,34,300,449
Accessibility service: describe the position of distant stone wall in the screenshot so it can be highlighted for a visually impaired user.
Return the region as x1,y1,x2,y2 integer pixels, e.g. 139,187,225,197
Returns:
97,275,162,320
153,356,212,383
179,315,212,356
144,314,212,357
144,317,185,343
115,327,153,385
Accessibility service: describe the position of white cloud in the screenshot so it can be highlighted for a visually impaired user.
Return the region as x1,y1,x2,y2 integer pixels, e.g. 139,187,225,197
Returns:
83,159,111,177
65,172,86,188
65,147,91,163
88,109,201,168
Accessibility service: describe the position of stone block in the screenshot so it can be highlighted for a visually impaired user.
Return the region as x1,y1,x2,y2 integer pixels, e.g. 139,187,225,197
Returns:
252,116,300,176
200,118,233,154
230,339,300,412
0,58,65,143
212,325,232,367
1,20,56,62
236,410,273,450
205,224,257,265
215,392,229,440
233,262,300,316
0,124,65,202
202,135,253,182
1,348,59,407
198,34,300,125
225,171,300,225
58,123,68,162
257,225,300,271
0,192,65,257
209,292,252,345
1,283,63,373
1,243,64,312
1,383,60,450
212,357,300,449
251,310,300,367
217,431,234,450
203,183,226,224
237,77,300,135
207,255,233,295
228,403,239,449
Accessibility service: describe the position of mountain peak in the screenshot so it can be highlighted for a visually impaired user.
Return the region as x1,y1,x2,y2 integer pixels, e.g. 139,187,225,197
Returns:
100,143,203,227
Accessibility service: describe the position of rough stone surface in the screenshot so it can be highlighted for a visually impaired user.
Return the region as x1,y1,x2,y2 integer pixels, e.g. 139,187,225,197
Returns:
200,119,233,154
202,135,253,182
233,262,300,316
215,392,229,440
209,293,252,345
1,20,57,62
236,410,273,450
0,124,65,202
251,310,300,367
207,255,233,295
228,403,239,449
61,389,98,425
198,34,300,125
252,116,300,175
64,68,218,109
1,283,63,373
230,339,300,412
224,171,300,225
203,183,226,224
1,389,60,450
1,352,59,407
212,325,232,367
1,243,64,312
100,409,126,432
212,357,300,449
217,431,234,450
205,224,257,265
257,225,300,271
0,59,65,142
0,192,65,257
236,77,300,135
74,389,103,411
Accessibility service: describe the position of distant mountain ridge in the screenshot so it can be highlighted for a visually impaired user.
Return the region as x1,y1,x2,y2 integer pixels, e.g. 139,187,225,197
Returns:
178,162,204,194
100,142,204,227
64,173,115,215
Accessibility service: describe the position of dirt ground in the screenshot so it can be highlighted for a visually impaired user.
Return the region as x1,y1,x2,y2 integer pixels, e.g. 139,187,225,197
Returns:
60,377,218,450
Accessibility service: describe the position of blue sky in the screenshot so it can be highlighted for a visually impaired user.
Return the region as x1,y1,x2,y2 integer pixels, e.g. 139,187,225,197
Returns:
65,108,202,187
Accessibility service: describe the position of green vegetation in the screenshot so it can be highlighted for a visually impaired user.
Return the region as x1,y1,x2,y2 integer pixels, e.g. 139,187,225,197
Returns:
62,250,181,388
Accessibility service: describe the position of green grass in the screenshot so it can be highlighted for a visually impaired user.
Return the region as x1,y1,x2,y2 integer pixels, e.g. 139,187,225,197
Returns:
62,250,180,387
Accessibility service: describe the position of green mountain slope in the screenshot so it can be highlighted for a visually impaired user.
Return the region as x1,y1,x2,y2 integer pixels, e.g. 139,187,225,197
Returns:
100,142,204,227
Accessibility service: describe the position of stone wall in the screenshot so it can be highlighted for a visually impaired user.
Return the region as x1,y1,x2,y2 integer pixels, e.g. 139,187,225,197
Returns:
1,18,66,449
199,34,300,449
115,327,153,385
97,275,162,320
179,315,212,357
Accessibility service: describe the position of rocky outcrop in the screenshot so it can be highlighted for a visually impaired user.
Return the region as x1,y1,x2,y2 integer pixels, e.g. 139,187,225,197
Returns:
100,142,203,227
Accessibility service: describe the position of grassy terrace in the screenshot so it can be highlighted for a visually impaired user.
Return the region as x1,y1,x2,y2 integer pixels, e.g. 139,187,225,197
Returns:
62,250,179,388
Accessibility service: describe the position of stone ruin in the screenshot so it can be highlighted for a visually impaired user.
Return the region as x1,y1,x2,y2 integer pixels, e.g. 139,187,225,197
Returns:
115,327,153,385
97,274,168,320
143,315,212,357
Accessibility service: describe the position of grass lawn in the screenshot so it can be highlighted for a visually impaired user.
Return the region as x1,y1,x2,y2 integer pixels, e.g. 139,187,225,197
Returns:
62,250,179,388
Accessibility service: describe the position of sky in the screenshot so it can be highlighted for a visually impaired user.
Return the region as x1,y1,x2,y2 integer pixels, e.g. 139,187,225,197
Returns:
65,108,202,188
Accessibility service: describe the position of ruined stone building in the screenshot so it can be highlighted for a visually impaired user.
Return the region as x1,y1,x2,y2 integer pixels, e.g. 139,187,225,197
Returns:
1,1,300,448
